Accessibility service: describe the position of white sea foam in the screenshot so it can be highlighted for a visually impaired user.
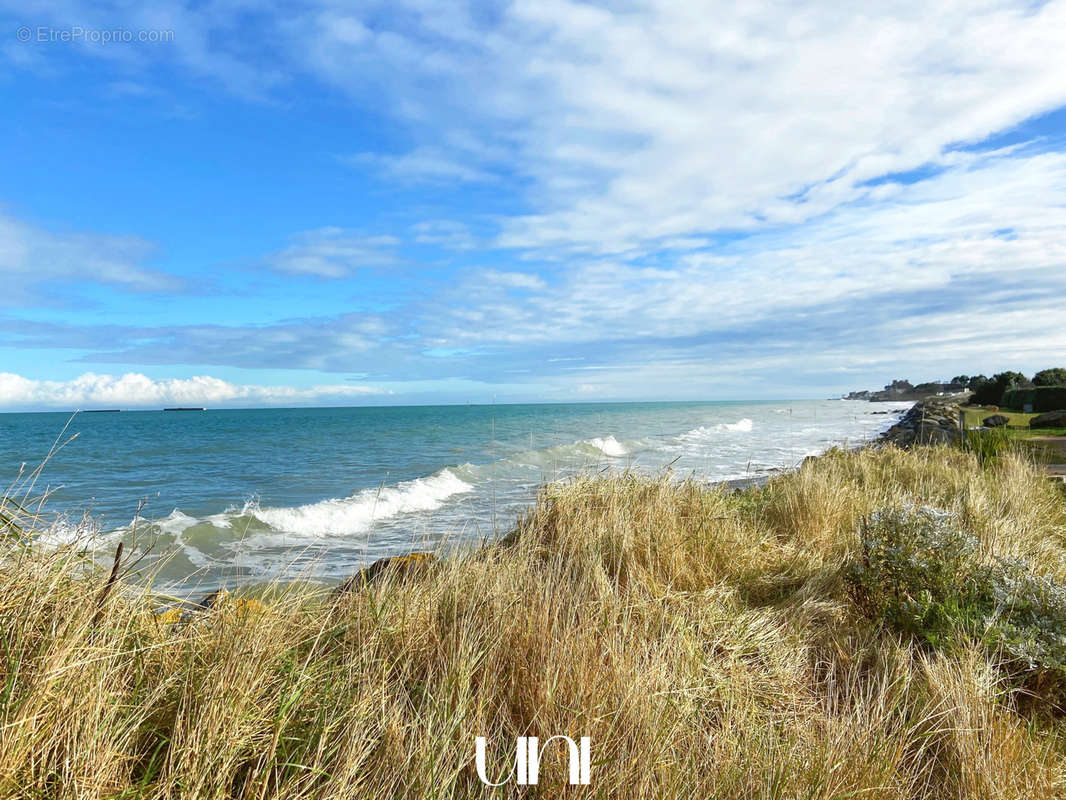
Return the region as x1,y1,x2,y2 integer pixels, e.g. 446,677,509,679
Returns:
30,520,95,549
722,418,753,432
584,435,629,457
248,467,474,536
155,509,198,535
31,516,124,551
679,418,754,442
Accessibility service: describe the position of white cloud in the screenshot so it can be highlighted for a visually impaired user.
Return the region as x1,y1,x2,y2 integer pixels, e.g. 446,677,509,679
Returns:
411,220,478,251
0,372,387,410
9,2,1066,260
346,148,496,184
271,0,1066,254
0,210,178,304
5,1,1066,400
428,148,1066,355
498,0,1066,253
267,228,400,278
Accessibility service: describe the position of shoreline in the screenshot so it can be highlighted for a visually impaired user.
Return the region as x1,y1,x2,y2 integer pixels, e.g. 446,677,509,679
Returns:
7,401,914,601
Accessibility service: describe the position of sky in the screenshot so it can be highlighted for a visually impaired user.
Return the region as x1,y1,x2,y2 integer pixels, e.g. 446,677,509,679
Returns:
1,0,1066,410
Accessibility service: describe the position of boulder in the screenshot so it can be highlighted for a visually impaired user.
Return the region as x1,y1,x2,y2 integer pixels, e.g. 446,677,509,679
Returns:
914,421,959,445
1031,410,1066,429
197,588,267,617
878,398,962,447
335,552,439,595
983,414,1009,428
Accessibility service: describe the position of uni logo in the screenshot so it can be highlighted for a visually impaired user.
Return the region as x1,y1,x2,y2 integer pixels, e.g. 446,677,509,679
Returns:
475,736,591,786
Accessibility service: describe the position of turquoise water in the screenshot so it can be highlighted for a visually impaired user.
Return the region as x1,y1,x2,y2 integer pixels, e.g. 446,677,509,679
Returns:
0,400,907,593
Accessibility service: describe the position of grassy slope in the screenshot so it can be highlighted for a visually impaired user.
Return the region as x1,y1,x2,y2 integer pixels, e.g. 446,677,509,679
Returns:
2,446,1066,799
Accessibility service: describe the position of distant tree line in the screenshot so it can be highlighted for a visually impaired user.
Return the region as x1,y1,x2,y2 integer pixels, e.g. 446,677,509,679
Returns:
953,368,1066,407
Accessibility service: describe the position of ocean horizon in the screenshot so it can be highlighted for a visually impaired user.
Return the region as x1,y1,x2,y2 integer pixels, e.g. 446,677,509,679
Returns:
2,398,909,594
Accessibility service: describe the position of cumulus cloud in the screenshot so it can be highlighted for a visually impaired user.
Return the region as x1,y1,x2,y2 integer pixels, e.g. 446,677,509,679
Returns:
0,372,387,410
4,146,1065,398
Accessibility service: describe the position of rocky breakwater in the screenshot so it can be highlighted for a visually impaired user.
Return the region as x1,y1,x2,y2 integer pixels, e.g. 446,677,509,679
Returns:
879,398,963,447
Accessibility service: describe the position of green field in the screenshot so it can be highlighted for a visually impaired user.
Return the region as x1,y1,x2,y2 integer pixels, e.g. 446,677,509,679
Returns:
962,406,1066,437
961,406,1066,466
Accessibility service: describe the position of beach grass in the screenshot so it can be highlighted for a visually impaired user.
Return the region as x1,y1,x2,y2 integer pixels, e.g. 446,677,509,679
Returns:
2,445,1066,798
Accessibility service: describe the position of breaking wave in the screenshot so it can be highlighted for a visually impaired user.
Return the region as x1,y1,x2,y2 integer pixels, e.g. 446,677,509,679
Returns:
679,418,754,442
247,468,474,536
584,435,630,457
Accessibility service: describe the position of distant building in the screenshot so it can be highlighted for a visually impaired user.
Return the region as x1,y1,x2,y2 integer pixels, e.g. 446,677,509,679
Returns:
847,378,970,402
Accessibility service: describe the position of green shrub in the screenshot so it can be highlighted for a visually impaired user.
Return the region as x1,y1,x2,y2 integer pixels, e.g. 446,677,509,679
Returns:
847,506,1066,703
1003,386,1066,412
960,427,1013,467
1033,368,1066,387
973,371,1030,406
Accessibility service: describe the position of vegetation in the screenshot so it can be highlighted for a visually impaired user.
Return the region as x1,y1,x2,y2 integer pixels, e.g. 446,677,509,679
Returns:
961,406,1036,429
971,371,1031,406
961,408,1066,462
959,426,1016,467
853,368,1066,408
1035,368,1066,387
2,446,1066,798
956,367,1066,408
848,505,1066,703
1003,386,1066,414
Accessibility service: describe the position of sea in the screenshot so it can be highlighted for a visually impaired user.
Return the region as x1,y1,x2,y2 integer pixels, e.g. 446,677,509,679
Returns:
0,399,910,594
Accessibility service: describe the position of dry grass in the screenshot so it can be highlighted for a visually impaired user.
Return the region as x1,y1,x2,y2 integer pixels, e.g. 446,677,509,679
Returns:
2,445,1066,798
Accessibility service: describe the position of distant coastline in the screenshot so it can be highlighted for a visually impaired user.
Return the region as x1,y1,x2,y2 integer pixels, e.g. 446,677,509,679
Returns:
843,378,970,403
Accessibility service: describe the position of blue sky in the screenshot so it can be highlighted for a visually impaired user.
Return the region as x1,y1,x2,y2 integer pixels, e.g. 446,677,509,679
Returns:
1,1,1065,409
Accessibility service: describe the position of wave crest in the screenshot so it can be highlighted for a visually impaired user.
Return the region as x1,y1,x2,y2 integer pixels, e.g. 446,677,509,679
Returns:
584,435,629,457
680,418,754,442
248,468,473,536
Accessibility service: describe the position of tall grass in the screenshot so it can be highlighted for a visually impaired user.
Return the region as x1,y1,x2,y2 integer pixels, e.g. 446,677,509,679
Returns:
1,445,1065,798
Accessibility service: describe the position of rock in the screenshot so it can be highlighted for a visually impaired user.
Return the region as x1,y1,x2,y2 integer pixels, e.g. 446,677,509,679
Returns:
878,398,962,448
152,589,267,629
335,552,439,595
199,589,225,608
983,414,1009,428
154,607,186,626
1031,410,1066,429
197,588,267,617
914,421,958,445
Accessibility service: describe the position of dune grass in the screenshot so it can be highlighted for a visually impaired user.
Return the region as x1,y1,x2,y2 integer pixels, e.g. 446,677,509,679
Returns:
2,445,1066,798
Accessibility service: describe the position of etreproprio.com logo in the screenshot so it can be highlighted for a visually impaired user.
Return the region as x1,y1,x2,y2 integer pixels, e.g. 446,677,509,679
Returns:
16,25,174,44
